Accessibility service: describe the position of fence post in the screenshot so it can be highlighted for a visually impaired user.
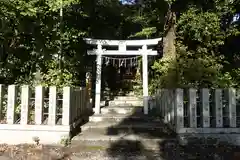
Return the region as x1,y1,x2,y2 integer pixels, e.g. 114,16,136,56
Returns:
225,88,236,127
156,89,160,114
170,90,175,126
214,89,223,128
71,88,76,122
48,86,57,125
77,87,84,116
159,89,163,117
163,89,168,122
167,90,171,122
72,88,76,122
188,88,197,128
35,86,44,125
62,87,72,125
0,85,4,120
175,88,184,133
80,87,83,116
20,85,30,125
7,85,17,124
201,88,210,128
82,87,85,114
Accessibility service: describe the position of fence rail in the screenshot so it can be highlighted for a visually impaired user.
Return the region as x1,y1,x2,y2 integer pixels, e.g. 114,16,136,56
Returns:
0,84,91,144
152,88,240,134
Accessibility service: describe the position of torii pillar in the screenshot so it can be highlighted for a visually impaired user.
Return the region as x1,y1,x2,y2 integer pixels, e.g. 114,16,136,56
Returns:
141,45,149,115
94,44,102,114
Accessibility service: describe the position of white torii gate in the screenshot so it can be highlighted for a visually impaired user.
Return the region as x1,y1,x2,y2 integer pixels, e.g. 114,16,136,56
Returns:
84,38,161,115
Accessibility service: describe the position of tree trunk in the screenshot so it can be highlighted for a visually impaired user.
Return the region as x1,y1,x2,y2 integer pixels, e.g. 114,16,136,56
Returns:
163,11,176,59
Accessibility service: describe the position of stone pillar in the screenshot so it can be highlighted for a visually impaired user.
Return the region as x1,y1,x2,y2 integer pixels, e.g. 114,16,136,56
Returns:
7,85,17,124
35,86,44,125
142,45,148,115
20,85,30,125
95,44,102,114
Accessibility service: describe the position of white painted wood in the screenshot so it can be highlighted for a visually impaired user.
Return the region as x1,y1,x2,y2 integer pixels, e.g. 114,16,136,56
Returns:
175,89,184,133
95,44,102,114
142,45,149,115
20,85,30,125
7,85,17,124
84,38,162,46
201,88,210,128
215,89,223,127
0,85,4,120
62,87,72,125
48,86,57,125
225,88,237,127
118,42,126,52
87,50,158,55
188,88,197,128
35,86,44,125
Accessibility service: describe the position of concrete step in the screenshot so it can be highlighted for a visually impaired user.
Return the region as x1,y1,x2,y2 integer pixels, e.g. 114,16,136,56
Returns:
89,113,161,123
114,96,142,101
81,127,175,139
101,106,143,115
81,121,166,131
71,129,176,150
109,100,143,107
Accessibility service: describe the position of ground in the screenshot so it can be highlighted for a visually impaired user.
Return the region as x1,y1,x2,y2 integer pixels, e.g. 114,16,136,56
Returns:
1,142,240,160
0,144,164,160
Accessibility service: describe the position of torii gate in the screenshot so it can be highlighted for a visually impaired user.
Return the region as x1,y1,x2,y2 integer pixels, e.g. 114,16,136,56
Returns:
84,38,161,115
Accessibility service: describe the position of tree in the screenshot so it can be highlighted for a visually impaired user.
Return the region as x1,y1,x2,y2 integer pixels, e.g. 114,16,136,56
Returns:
151,0,240,91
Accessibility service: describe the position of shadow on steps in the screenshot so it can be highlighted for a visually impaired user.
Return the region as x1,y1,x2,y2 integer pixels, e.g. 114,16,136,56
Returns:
105,109,240,160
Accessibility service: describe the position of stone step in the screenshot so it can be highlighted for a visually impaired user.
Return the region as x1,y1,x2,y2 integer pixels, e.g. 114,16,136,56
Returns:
71,129,176,150
71,138,171,150
89,113,161,123
114,96,142,101
101,106,143,115
81,121,166,131
109,100,143,107
71,138,177,151
81,127,173,138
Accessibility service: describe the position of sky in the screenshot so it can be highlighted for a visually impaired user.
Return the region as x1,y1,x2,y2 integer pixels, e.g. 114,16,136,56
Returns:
233,13,240,22
119,0,136,5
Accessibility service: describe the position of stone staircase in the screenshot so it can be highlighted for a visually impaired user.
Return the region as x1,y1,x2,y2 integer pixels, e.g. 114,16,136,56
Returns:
71,95,176,150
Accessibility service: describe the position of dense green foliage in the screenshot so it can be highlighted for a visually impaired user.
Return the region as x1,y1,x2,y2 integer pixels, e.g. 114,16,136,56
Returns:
151,0,240,92
0,0,240,92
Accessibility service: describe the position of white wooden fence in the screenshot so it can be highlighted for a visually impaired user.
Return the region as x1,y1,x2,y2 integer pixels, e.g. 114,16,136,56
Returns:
152,88,240,134
0,85,91,144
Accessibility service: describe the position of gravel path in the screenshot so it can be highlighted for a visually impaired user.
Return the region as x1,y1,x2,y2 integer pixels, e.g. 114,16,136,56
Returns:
0,144,166,160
